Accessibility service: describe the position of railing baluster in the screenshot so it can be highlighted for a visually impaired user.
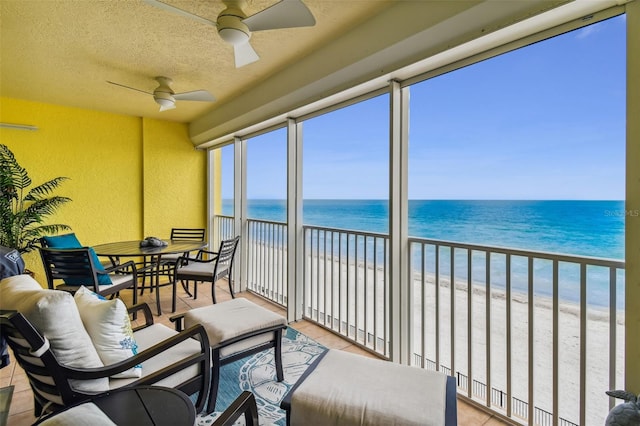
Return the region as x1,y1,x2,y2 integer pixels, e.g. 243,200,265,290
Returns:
486,251,491,408
580,263,587,426
467,249,473,399
528,256,534,425
374,237,379,353
450,246,455,379
433,244,439,371
553,260,559,426
420,243,426,368
609,266,617,411
339,231,343,335
506,253,512,418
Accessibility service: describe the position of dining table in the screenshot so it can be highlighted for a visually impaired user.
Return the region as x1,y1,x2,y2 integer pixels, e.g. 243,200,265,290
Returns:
93,239,207,315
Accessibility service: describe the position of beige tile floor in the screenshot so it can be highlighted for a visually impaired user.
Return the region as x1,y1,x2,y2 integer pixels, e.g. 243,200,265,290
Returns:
2,278,511,425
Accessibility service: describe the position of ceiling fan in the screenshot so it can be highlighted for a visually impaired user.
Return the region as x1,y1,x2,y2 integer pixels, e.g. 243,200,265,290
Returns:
144,0,316,68
106,76,215,111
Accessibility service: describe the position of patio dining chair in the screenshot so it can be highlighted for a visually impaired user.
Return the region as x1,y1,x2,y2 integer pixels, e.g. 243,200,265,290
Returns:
155,228,206,296
39,246,138,305
173,236,240,304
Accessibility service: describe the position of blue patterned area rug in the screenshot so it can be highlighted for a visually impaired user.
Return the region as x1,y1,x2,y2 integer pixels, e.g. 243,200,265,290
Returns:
197,327,326,426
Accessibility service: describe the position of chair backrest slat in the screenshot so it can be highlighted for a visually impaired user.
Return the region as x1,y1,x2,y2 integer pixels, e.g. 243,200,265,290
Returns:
212,236,240,280
171,228,206,242
39,247,99,289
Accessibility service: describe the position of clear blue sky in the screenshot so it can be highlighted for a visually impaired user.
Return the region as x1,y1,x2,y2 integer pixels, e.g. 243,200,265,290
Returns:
223,14,626,201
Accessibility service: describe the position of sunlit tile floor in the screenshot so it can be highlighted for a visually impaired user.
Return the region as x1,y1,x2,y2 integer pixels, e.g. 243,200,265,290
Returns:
2,279,509,425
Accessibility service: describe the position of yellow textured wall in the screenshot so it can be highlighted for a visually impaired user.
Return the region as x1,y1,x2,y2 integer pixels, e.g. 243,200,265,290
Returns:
0,97,206,282
141,118,206,237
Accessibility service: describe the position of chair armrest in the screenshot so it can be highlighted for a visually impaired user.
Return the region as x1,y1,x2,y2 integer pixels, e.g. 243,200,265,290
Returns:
213,391,259,426
100,260,137,281
62,324,211,381
169,313,185,331
177,248,219,264
128,303,154,330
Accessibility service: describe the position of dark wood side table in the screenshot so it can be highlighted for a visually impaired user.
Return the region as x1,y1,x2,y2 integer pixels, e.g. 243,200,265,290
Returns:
35,386,196,426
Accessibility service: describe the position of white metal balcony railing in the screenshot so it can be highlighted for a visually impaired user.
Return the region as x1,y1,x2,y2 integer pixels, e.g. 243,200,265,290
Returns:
212,215,625,426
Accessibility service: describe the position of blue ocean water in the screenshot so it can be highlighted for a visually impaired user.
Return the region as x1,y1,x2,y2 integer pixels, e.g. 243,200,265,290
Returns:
223,199,625,307
224,199,624,259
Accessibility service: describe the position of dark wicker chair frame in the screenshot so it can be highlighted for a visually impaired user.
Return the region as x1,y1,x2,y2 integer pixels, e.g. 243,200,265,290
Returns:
39,246,138,305
174,236,240,304
0,304,212,416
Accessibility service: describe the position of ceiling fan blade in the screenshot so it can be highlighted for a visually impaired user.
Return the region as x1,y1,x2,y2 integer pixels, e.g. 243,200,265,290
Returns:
106,80,151,95
143,0,217,28
234,42,260,68
174,90,216,102
244,0,315,32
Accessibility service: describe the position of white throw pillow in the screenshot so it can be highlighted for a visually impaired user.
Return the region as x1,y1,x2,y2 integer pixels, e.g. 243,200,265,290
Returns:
0,275,108,392
74,286,142,378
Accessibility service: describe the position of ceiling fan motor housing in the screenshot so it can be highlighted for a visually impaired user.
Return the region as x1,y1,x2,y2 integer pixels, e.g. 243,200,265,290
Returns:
217,6,250,45
153,89,175,109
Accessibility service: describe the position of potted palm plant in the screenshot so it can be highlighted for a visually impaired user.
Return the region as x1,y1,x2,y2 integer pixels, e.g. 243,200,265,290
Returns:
0,144,72,254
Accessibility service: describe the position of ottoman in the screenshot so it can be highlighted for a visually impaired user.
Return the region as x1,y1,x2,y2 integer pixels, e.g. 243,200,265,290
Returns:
171,298,288,413
281,349,458,426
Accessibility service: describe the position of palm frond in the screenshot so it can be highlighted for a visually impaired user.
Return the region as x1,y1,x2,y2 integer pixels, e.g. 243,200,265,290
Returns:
21,196,72,219
21,224,73,252
24,177,70,201
0,144,31,190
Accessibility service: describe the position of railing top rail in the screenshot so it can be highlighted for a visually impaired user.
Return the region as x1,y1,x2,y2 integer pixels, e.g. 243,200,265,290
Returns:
215,214,234,220
247,218,287,226
408,236,625,268
303,224,388,239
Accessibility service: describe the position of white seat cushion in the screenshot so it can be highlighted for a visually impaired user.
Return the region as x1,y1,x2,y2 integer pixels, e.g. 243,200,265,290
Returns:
54,273,134,293
178,261,227,278
110,324,202,389
183,298,287,357
290,349,448,426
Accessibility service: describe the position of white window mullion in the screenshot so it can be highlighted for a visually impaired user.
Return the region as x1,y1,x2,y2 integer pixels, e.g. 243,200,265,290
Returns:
287,118,304,321
234,137,246,292
389,80,410,364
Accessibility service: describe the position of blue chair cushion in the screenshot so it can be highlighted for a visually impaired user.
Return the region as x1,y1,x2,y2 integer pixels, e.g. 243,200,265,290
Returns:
42,234,112,285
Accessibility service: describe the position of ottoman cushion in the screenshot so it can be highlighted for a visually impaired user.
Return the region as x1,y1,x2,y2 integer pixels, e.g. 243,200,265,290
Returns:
183,298,287,357
288,349,450,426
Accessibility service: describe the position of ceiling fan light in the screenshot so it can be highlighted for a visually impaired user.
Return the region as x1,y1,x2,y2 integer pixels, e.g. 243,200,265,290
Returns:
219,27,249,46
153,91,175,111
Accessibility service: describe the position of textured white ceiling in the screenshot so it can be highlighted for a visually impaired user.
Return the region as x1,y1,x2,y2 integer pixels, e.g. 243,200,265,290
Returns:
0,0,392,123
